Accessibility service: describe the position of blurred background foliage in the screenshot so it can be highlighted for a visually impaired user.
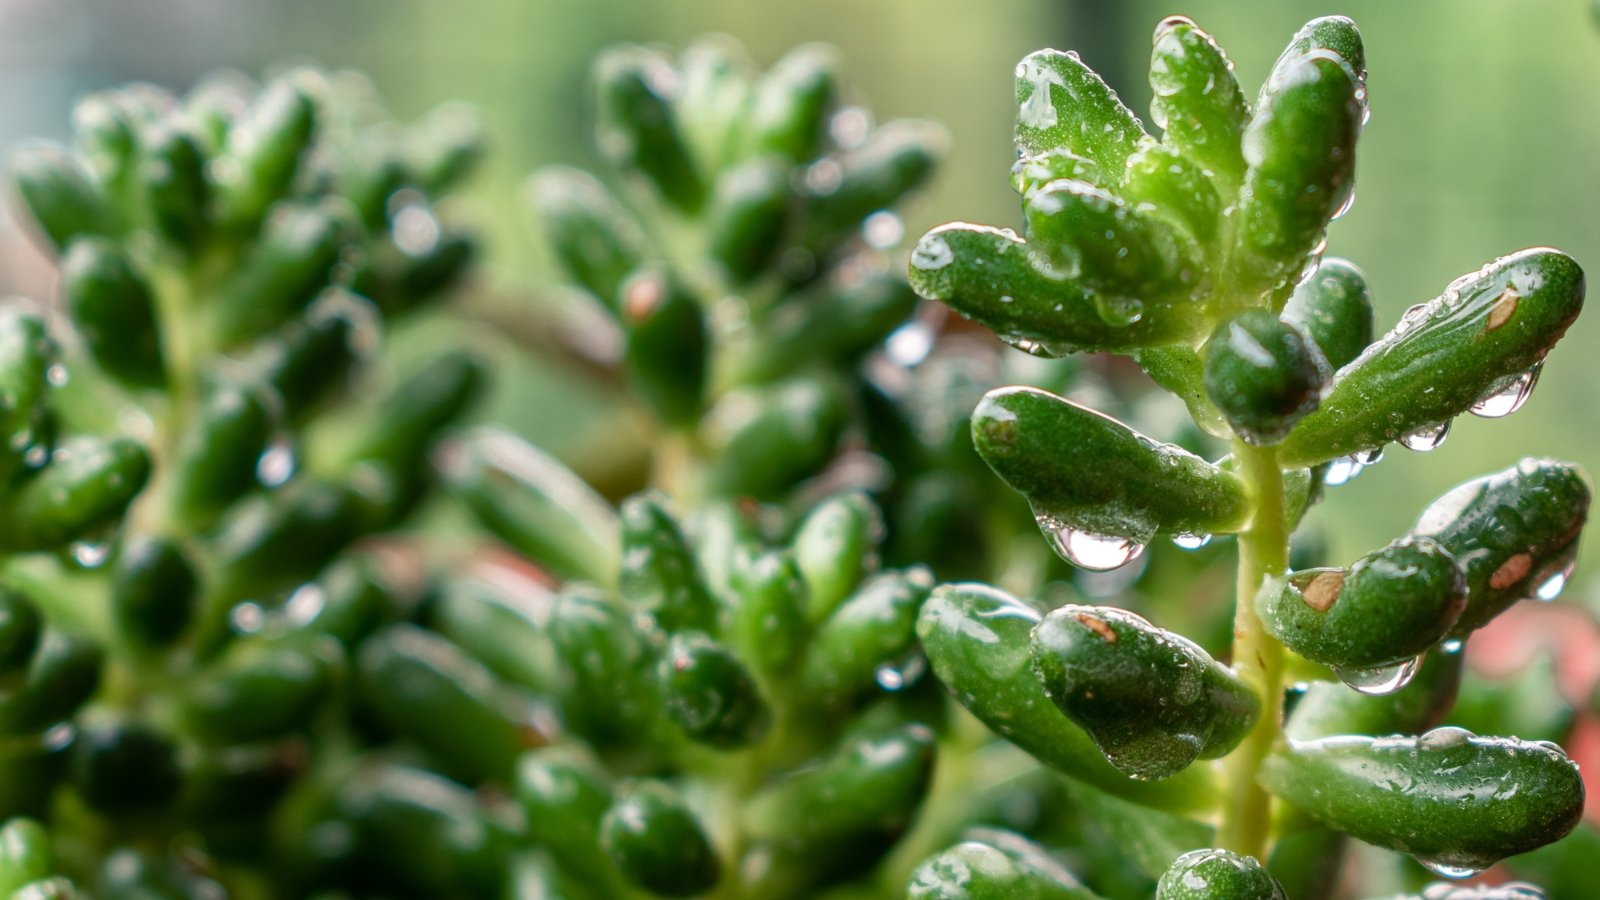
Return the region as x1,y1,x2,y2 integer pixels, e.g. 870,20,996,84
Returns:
2,0,1600,576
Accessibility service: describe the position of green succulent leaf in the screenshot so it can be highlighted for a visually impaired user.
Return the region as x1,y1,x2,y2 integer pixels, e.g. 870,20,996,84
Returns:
1279,249,1585,467
11,143,114,251
1031,604,1258,780
1156,848,1285,900
357,625,540,785
916,583,1217,814
908,829,1101,899
529,165,647,311
908,224,1210,355
594,47,706,213
59,238,165,388
1148,17,1248,190
1257,536,1465,670
1202,310,1329,446
1281,257,1375,371
659,631,771,748
600,780,721,898
1409,458,1589,636
1023,177,1205,304
0,588,43,674
0,818,54,895
1260,728,1584,875
971,386,1251,554
1014,49,1147,171
1234,51,1362,296
439,427,621,585
619,491,719,632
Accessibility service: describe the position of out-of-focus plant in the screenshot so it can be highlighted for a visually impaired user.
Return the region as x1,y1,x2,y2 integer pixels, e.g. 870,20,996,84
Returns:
0,67,489,895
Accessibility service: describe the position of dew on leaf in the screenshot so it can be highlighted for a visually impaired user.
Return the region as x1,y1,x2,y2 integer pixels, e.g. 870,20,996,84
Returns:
1333,655,1420,695
1399,420,1450,452
1037,515,1146,571
1323,455,1365,486
1469,364,1540,419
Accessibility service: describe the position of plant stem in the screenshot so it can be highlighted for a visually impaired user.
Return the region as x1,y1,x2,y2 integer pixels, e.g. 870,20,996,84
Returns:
1217,439,1289,858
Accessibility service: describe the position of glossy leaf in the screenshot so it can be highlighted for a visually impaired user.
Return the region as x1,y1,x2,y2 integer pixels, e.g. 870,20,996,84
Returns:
1279,250,1585,467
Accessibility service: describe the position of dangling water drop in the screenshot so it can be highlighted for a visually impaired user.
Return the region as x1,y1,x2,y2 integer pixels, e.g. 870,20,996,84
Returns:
884,321,936,367
1416,858,1483,880
1469,364,1541,419
229,601,266,635
1399,420,1451,452
68,540,111,569
1535,559,1574,602
256,435,297,488
861,210,904,249
874,654,927,692
284,583,328,627
1331,184,1356,221
1153,14,1196,43
21,444,48,470
1000,334,1072,359
1173,532,1212,550
1333,655,1420,695
1440,638,1464,654
1038,516,1146,571
1092,294,1144,327
1323,455,1365,486
1355,447,1384,465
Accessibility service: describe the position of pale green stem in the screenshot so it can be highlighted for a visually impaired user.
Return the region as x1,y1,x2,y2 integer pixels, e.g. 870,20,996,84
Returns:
1216,439,1289,858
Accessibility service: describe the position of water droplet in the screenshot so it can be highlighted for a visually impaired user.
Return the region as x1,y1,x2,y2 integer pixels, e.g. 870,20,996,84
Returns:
828,106,872,149
230,602,265,635
861,210,903,249
45,364,68,387
1535,560,1574,602
1331,185,1356,221
874,654,926,691
391,204,440,255
1416,858,1483,880
910,234,954,271
1323,455,1365,486
284,583,328,626
1333,655,1420,695
21,444,48,470
1038,515,1146,571
1017,57,1066,130
257,436,297,488
999,335,1073,359
1469,364,1541,418
309,290,384,360
884,321,935,367
1399,420,1451,452
1354,447,1384,465
1417,726,1475,752
1173,532,1212,550
1092,294,1144,327
68,540,111,569
1441,638,1464,653
804,159,844,195
42,722,74,750
1153,14,1196,43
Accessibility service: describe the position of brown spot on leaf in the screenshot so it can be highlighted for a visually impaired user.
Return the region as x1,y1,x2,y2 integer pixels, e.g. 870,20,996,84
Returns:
1484,287,1520,334
1300,571,1345,612
1490,553,1533,590
1076,613,1117,643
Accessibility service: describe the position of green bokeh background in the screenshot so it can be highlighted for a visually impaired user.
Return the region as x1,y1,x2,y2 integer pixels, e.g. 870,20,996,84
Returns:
5,0,1600,578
